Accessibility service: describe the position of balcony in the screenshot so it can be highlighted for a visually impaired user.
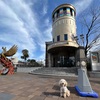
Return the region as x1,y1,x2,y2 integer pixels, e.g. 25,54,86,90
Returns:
47,41,79,51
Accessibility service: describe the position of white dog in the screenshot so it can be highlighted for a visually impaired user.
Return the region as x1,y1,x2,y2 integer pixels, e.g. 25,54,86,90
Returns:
59,79,70,98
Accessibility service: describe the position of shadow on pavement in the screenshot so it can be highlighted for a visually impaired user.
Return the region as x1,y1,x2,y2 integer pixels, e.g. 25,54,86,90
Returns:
43,91,59,97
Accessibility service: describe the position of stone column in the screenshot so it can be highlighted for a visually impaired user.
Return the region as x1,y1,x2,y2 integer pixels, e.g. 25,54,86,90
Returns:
51,55,53,67
48,53,51,67
75,46,86,68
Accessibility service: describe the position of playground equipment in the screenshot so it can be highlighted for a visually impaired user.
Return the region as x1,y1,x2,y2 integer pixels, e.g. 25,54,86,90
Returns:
0,45,17,75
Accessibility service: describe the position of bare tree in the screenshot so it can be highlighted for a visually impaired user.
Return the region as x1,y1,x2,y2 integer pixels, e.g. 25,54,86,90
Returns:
77,6,100,56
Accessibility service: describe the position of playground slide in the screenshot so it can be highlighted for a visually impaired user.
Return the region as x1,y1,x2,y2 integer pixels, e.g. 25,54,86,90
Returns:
0,45,17,75
0,57,14,75
1,68,9,75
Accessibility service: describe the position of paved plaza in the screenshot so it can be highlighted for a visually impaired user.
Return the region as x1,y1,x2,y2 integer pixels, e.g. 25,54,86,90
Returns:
0,73,99,100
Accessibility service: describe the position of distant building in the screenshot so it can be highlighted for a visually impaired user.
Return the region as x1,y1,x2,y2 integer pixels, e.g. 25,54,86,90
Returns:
11,57,18,65
45,4,79,67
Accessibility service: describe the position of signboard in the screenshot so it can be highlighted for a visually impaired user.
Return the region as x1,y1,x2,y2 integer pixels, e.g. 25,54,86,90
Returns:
90,52,100,71
91,52,99,63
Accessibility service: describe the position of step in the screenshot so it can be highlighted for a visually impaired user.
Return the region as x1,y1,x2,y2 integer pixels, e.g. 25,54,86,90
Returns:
30,67,78,77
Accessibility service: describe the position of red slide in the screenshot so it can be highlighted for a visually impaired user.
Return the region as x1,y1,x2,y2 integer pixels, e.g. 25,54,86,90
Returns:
0,56,14,75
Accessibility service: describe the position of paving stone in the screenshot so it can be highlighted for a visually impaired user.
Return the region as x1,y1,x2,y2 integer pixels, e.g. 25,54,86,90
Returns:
0,72,100,100
0,93,15,100
11,96,20,100
45,97,58,100
15,96,31,100
30,95,45,100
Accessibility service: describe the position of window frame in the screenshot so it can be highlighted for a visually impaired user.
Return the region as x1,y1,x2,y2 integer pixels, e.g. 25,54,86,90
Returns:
57,35,60,41
64,34,68,40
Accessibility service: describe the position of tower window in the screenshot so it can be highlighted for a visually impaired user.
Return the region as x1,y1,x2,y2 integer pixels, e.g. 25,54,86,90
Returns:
57,35,60,41
64,34,68,40
66,8,71,16
54,12,57,19
59,8,64,17
72,10,75,17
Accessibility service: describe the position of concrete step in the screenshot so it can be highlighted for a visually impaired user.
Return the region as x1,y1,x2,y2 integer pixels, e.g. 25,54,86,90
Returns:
88,71,100,77
30,67,78,76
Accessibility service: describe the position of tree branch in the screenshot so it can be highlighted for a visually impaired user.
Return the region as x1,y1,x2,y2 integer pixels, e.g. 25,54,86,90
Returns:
87,34,100,50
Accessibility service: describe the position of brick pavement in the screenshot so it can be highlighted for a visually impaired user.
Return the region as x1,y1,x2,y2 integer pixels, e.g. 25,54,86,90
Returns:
0,73,99,100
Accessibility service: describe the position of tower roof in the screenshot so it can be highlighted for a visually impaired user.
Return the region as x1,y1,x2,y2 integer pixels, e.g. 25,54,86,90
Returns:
52,3,76,17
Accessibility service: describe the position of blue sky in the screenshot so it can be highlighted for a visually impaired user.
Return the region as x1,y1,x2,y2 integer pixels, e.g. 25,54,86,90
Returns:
0,0,100,61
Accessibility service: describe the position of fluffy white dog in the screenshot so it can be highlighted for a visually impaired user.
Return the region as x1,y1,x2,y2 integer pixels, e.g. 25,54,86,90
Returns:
59,79,70,98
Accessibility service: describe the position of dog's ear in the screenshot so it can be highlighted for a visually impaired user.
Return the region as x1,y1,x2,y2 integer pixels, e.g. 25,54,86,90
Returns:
65,82,68,86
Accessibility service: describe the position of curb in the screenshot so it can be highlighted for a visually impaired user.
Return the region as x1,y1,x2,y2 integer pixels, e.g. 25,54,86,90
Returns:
29,72,78,77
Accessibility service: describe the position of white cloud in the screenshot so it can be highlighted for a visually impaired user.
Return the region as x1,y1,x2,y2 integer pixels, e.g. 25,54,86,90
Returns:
35,0,48,16
36,18,52,52
74,0,93,16
42,0,48,15
0,0,52,61
0,0,36,58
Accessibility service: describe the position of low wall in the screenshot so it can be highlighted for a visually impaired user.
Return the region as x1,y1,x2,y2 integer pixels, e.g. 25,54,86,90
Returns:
91,63,100,71
89,71,100,78
17,67,41,73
